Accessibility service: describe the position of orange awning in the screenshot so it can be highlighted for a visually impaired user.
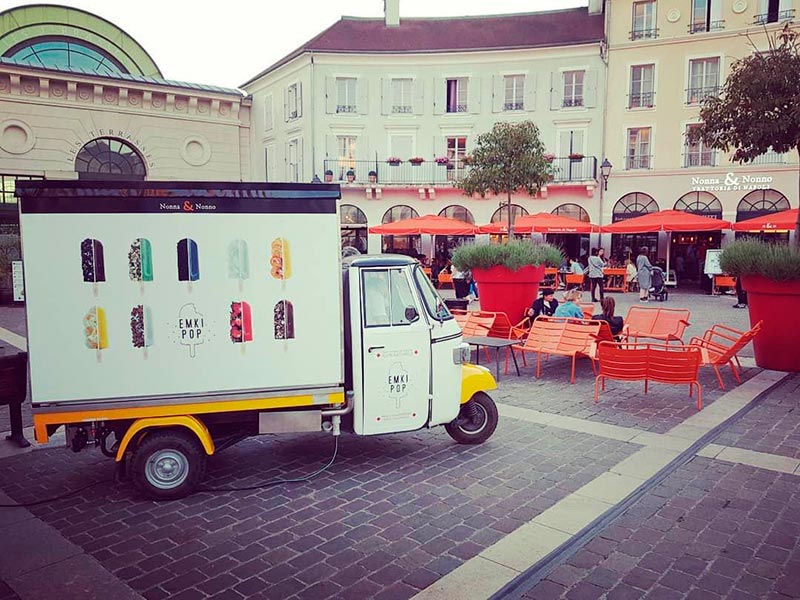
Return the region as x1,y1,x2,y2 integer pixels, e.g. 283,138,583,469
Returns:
478,212,599,234
601,210,732,233
731,208,799,232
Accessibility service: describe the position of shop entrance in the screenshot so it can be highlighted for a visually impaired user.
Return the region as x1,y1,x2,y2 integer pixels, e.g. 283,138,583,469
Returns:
670,231,721,283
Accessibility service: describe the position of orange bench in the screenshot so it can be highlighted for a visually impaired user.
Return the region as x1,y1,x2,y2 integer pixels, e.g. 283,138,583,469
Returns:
623,306,691,344
594,341,703,410
437,272,453,289
689,321,762,389
509,316,601,383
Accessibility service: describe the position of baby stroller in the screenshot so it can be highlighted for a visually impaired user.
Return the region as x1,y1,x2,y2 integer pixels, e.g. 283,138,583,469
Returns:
649,266,668,301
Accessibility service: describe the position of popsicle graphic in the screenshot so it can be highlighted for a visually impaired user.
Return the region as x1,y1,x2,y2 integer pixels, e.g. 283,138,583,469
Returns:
274,300,295,340
177,238,200,292
129,238,154,294
228,239,250,292
269,237,291,281
83,306,108,363
230,301,253,353
80,238,105,297
130,304,154,359
178,303,204,358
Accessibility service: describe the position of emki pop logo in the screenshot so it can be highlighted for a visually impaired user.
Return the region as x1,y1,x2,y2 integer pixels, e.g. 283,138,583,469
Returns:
387,362,409,409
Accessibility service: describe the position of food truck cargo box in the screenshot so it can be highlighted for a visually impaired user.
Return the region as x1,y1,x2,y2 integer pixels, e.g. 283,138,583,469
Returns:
17,181,344,407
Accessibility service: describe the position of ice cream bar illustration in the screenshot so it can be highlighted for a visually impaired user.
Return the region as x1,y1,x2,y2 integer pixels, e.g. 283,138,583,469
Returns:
83,306,108,363
131,304,154,359
177,238,200,290
81,238,105,297
129,238,154,293
228,239,250,291
230,301,253,351
269,238,291,281
274,300,294,339
178,303,204,358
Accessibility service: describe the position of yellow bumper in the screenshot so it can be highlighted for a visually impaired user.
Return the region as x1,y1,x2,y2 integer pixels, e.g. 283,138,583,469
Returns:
460,363,497,404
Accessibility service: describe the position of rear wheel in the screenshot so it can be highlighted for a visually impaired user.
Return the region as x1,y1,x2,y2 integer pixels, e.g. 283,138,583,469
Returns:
130,429,207,500
445,392,498,445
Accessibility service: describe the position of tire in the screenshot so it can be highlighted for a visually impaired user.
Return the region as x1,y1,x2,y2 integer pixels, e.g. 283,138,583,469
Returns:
445,392,498,445
130,429,207,500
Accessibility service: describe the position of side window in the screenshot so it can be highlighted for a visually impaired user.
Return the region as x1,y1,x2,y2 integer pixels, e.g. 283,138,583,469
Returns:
413,266,451,321
363,269,418,327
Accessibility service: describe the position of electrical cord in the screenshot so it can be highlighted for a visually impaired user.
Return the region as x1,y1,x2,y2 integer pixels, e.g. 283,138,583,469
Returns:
0,436,340,507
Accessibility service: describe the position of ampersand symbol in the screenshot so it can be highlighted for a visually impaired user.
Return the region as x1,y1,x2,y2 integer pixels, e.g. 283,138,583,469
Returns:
724,173,739,186
183,201,194,211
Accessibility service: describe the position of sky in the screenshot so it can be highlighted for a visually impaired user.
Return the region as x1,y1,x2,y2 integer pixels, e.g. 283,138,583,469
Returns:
0,0,587,88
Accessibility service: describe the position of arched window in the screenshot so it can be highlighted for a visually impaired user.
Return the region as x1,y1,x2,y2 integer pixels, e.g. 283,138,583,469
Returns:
340,204,368,254
674,191,722,218
736,189,790,222
382,205,419,223
6,37,128,76
341,204,367,225
490,204,529,223
381,205,419,255
438,205,474,223
75,138,146,180
552,203,590,222
612,192,658,222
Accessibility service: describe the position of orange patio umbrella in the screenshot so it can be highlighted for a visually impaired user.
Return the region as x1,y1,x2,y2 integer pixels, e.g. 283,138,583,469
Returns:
477,212,599,234
368,214,478,235
731,208,800,232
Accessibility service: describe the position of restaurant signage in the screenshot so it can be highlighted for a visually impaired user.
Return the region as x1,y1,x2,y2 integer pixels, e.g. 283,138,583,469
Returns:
691,172,772,192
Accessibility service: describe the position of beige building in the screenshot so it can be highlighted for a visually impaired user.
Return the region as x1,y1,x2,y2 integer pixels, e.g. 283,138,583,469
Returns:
603,0,798,274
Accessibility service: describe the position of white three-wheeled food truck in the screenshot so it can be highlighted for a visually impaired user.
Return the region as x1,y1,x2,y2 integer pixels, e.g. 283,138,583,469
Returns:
17,181,498,499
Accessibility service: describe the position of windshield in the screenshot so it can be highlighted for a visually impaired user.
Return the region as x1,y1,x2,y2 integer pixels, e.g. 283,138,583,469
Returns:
413,266,452,321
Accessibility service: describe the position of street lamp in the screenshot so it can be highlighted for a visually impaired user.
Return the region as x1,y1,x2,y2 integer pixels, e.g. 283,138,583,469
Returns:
600,158,612,191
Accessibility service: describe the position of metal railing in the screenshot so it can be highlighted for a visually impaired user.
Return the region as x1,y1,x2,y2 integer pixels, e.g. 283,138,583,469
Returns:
749,151,787,165
686,86,719,104
391,105,412,114
683,151,716,168
753,9,795,24
562,97,584,108
625,155,652,170
688,20,725,33
336,105,357,114
445,104,468,113
503,101,524,111
628,91,655,108
323,156,598,185
630,28,659,40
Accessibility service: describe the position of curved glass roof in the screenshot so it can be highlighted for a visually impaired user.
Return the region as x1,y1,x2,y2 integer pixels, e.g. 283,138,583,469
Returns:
7,38,128,76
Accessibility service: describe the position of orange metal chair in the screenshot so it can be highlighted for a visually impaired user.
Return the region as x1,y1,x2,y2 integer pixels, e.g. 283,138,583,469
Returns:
565,273,585,290
437,272,454,289
623,306,691,344
713,275,737,295
579,302,595,320
594,341,703,410
688,321,762,389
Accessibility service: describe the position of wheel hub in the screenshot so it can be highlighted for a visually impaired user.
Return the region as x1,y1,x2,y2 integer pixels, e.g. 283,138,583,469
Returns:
145,449,189,490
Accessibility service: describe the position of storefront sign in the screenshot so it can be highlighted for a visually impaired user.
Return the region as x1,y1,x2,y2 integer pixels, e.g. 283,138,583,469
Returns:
68,130,155,168
691,173,773,192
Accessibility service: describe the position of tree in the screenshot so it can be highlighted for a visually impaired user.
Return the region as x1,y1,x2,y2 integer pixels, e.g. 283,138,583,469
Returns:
457,121,553,239
689,24,800,246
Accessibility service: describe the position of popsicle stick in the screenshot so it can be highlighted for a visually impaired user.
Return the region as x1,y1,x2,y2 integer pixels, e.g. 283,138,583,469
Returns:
93,282,99,298
96,349,102,363
188,282,193,294
140,282,145,296
239,279,243,293
143,347,148,360
240,344,246,356
189,345,195,358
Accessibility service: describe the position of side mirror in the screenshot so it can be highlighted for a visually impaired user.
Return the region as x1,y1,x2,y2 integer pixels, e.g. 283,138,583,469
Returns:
404,306,419,323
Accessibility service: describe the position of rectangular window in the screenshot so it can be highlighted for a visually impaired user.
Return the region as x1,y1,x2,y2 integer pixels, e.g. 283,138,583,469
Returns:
629,64,655,108
263,95,274,131
755,0,794,24
336,78,357,114
626,128,651,169
363,269,417,328
336,136,357,179
690,0,723,32
684,124,715,167
562,71,585,107
391,78,413,114
287,83,300,120
446,78,468,113
631,1,657,39
503,75,525,111
1,174,43,205
446,136,467,181
687,58,720,104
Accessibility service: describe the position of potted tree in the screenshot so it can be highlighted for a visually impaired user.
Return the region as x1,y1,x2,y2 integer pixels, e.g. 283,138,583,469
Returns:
451,240,562,322
690,24,800,371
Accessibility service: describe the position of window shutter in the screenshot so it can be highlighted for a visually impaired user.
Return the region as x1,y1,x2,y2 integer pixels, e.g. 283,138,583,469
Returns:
550,72,563,110
283,87,290,122
524,73,536,112
297,138,304,181
296,83,303,118
468,77,481,114
264,95,274,131
267,144,276,182
284,140,291,179
325,77,336,114
412,79,425,115
356,135,370,162
381,78,391,115
433,78,445,115
558,130,571,157
325,135,337,160
492,75,503,113
584,70,597,108
573,130,586,155
358,78,369,115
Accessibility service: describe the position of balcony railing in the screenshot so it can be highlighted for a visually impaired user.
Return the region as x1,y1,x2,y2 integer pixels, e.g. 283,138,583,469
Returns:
749,151,787,165
336,105,357,114
445,104,468,113
686,86,719,104
753,9,795,24
562,97,584,108
625,155,652,170
630,28,659,40
391,105,413,114
503,101,524,111
323,156,597,186
683,151,716,168
688,20,725,33
628,91,655,108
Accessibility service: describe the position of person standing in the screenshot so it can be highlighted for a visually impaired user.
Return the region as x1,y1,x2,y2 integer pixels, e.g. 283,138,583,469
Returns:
733,277,747,309
636,247,653,302
587,248,605,302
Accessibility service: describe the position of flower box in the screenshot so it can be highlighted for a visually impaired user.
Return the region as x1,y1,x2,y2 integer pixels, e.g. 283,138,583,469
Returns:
386,157,402,166
409,157,425,165
434,156,450,165
568,153,584,160
543,153,556,162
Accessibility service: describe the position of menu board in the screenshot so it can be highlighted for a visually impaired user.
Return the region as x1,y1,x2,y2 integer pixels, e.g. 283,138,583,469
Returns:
11,261,24,302
704,249,723,275
19,187,343,404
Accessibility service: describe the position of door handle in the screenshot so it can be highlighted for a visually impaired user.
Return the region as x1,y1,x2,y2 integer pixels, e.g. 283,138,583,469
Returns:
368,346,385,353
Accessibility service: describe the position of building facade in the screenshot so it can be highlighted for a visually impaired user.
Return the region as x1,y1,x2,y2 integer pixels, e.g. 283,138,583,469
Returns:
604,0,798,273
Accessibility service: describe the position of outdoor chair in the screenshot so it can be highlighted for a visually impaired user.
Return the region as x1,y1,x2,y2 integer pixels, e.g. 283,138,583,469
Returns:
579,302,595,319
688,321,762,389
437,272,454,289
565,273,585,290
623,306,691,344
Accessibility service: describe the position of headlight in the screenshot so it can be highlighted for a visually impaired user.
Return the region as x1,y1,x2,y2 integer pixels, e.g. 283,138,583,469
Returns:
453,343,471,364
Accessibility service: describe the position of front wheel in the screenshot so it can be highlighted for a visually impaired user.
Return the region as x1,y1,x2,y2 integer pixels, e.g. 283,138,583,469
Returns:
130,429,207,500
445,392,498,445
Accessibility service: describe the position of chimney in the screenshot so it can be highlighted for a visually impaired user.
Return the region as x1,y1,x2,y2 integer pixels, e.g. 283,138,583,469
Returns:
384,0,400,27
588,0,603,14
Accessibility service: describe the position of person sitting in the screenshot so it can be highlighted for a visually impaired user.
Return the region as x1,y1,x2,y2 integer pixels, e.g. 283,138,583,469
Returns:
592,297,624,339
526,288,559,321
570,257,585,275
625,258,638,291
554,288,585,319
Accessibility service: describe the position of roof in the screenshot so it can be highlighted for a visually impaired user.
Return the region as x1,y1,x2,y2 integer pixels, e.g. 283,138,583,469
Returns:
0,56,244,96
243,8,604,87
